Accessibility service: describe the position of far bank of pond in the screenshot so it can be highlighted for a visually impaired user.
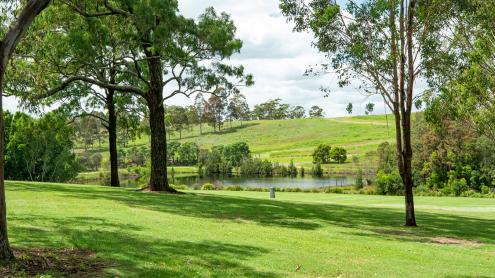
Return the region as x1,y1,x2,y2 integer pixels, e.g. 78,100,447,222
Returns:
173,175,353,189
74,171,357,189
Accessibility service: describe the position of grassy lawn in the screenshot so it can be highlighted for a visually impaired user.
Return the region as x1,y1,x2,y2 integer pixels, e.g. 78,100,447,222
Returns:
7,181,494,277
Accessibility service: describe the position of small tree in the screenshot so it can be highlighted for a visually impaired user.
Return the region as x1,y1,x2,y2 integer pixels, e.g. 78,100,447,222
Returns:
312,144,331,164
289,105,306,119
204,94,227,132
309,105,325,118
312,162,324,177
346,103,353,115
194,93,207,135
288,159,298,177
355,169,364,190
365,103,375,115
330,147,347,164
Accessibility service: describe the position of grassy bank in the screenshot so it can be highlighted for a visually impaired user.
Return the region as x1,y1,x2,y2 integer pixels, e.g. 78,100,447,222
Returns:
7,181,494,277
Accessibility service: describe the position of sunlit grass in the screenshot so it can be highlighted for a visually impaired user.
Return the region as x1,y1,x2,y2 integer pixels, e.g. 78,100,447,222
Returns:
7,181,495,277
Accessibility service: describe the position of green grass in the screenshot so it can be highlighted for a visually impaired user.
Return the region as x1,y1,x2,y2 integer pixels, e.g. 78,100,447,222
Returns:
7,181,495,277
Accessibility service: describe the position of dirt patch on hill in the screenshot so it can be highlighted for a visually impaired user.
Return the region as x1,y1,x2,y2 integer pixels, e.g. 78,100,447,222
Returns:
430,237,483,247
372,229,483,247
0,248,110,277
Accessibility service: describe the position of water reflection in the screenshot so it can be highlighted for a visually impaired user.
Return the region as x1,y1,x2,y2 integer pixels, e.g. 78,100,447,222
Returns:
173,175,352,189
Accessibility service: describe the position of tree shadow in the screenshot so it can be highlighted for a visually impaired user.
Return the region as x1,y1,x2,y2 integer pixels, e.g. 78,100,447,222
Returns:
10,182,495,246
9,214,277,277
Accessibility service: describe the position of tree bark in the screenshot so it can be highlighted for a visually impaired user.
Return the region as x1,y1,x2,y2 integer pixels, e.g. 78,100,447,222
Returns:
388,0,416,227
106,89,120,187
147,91,176,192
0,0,51,261
403,0,417,227
0,73,13,261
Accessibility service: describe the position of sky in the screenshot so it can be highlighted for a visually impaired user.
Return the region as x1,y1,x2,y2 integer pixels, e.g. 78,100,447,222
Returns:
171,0,387,117
3,0,388,117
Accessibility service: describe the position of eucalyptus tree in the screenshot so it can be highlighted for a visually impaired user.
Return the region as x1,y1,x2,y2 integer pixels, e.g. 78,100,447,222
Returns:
12,2,253,192
309,105,324,118
7,4,144,188
289,105,306,119
227,93,249,126
0,0,51,261
280,0,450,226
346,103,353,115
365,102,375,115
194,93,206,135
204,94,227,132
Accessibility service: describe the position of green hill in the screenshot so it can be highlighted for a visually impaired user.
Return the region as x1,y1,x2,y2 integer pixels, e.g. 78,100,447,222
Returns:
164,114,394,172
136,114,394,160
81,114,396,175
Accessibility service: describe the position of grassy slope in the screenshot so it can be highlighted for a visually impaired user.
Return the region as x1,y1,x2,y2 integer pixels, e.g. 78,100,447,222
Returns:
120,115,395,172
8,181,495,277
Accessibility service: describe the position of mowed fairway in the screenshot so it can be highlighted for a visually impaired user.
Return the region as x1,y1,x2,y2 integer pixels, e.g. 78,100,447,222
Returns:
7,181,494,277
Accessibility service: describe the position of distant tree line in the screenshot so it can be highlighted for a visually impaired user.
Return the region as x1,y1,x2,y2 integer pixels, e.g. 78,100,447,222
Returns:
374,115,495,197
164,95,326,136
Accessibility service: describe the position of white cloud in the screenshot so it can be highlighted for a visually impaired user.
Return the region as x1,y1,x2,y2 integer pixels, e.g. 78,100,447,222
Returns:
170,0,387,117
3,0,393,117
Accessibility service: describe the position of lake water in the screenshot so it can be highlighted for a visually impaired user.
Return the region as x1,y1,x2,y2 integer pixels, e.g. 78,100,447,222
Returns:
172,175,354,189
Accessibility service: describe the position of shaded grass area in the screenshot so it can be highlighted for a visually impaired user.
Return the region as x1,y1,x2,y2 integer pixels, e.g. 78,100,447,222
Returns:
7,181,495,277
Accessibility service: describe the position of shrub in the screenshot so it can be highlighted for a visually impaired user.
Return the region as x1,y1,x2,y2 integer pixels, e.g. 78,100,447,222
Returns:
99,171,111,186
312,162,324,177
481,185,490,194
375,170,403,195
355,169,364,190
364,187,376,195
288,160,298,177
225,185,243,191
325,187,343,194
201,183,215,190
446,173,468,196
171,184,189,190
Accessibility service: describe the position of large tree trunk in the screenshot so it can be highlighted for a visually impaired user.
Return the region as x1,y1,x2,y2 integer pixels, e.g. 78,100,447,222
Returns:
403,0,417,227
395,111,416,226
0,74,13,261
0,0,51,261
106,90,120,187
147,91,176,192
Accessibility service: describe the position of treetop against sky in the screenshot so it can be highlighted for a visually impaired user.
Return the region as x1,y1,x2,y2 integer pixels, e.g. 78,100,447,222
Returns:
2,0,424,118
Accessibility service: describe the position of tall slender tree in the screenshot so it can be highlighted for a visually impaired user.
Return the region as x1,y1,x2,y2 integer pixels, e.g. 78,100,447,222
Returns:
281,0,450,226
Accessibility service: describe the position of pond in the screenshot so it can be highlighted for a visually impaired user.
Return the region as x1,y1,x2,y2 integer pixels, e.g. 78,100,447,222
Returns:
172,175,354,189
78,174,357,189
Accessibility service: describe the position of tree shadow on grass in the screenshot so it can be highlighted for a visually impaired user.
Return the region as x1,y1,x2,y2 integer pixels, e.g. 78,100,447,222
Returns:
9,215,277,277
8,182,495,246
